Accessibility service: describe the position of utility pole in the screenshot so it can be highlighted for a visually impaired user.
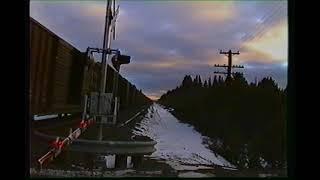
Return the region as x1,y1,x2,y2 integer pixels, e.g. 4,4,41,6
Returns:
214,49,244,80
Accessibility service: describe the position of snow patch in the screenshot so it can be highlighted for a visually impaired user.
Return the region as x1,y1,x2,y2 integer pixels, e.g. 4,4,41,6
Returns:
127,156,133,168
105,155,115,168
34,114,58,120
259,157,269,168
178,171,214,178
259,173,277,177
133,103,235,171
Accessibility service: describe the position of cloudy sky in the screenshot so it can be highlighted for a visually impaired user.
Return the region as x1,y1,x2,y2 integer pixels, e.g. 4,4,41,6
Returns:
31,0,288,100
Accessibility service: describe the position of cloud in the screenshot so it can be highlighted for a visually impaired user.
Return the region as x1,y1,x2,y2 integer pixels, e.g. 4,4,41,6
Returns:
243,20,288,61
235,50,274,64
187,1,236,24
30,0,288,99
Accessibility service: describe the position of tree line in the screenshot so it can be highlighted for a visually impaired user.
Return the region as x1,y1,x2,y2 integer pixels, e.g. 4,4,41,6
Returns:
158,73,287,170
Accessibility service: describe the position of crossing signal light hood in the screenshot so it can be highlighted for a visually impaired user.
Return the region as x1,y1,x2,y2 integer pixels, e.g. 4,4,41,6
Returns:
111,54,131,71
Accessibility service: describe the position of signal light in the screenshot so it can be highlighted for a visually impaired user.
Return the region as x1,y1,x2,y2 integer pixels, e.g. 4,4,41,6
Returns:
111,54,131,71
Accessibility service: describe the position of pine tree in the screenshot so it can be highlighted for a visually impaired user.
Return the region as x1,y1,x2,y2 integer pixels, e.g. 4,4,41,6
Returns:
195,75,199,85
204,80,208,88
213,75,218,87
182,75,193,88
193,75,198,87
198,75,203,87
208,77,212,88
232,72,248,87
218,75,223,85
258,77,279,90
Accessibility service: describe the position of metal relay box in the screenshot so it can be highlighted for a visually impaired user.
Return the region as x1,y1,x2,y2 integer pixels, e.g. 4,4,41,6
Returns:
89,92,113,115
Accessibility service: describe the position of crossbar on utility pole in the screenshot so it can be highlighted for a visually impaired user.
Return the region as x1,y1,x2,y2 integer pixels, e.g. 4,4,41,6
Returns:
214,49,243,80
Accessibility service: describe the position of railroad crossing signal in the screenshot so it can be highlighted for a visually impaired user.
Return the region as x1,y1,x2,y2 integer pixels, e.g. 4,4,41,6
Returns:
86,47,131,72
111,3,120,40
111,54,131,71
214,49,244,79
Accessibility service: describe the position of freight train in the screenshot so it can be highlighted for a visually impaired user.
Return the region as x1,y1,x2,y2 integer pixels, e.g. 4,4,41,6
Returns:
29,17,150,116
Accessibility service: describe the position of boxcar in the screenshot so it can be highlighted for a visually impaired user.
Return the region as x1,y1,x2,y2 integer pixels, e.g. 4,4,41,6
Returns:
30,17,150,116
30,17,86,115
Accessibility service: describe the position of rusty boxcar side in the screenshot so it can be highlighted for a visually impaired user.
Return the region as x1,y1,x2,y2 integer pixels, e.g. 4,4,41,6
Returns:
30,18,86,115
30,17,151,116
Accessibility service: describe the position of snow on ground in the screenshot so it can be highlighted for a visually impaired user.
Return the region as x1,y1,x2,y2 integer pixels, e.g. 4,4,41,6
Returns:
127,156,134,168
258,173,278,177
34,114,58,120
105,155,116,168
178,171,215,178
133,103,235,171
103,155,133,169
259,157,269,168
30,168,165,177
33,114,73,120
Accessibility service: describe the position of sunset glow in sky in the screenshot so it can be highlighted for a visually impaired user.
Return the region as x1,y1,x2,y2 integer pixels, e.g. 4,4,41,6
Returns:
31,0,288,100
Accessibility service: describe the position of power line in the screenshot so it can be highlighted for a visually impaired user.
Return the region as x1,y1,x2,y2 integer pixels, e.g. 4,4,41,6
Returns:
247,4,285,41
238,4,286,52
241,3,285,41
240,3,282,42
251,5,286,41
229,3,280,51
240,3,285,45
